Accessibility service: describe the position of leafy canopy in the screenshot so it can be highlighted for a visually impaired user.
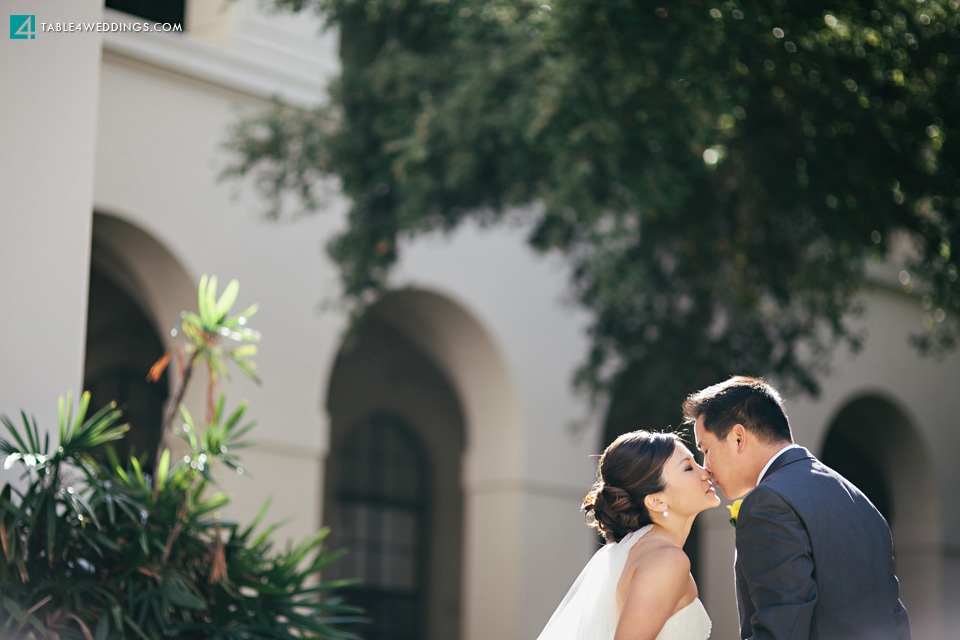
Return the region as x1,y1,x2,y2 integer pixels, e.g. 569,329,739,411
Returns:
225,0,960,419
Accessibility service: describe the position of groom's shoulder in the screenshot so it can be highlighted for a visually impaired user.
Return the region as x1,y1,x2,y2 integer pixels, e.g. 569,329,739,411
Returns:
761,450,863,504
754,450,829,497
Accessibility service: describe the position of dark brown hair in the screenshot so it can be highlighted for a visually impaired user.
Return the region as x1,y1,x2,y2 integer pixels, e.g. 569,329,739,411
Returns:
582,430,679,543
682,375,793,443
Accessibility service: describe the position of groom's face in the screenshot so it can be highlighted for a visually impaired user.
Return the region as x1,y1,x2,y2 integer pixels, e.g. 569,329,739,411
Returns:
694,415,750,500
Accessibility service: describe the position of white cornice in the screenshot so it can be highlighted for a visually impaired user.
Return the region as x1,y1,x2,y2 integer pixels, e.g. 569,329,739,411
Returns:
100,9,334,108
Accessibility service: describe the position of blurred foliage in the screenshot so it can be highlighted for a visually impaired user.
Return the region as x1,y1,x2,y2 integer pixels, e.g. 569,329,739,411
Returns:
149,274,262,460
224,0,960,420
0,278,361,639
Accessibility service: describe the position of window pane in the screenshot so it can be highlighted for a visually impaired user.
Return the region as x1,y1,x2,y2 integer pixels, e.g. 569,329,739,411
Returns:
335,416,429,640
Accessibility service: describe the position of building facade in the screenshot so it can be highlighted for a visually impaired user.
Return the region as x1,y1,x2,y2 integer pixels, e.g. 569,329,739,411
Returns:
2,2,957,638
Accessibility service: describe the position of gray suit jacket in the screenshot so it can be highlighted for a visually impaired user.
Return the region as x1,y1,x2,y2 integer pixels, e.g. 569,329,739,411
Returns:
734,447,910,640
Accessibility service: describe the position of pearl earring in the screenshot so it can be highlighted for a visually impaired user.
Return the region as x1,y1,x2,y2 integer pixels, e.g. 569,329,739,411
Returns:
663,509,669,518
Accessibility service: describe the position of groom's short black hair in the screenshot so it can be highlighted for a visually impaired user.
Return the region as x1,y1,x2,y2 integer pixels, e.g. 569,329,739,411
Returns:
682,376,793,444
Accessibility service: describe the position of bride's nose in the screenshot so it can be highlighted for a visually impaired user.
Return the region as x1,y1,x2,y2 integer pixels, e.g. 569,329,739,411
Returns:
699,466,711,481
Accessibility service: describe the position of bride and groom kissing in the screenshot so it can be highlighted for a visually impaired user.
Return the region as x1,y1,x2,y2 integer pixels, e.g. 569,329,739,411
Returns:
537,376,911,640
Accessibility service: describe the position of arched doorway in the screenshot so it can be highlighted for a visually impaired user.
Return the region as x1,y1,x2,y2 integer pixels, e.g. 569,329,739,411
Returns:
325,312,466,640
820,394,942,639
323,288,527,640
601,367,704,591
85,212,197,460
84,261,168,468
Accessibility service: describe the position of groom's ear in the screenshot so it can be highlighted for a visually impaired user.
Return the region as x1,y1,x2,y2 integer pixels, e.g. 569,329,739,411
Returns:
732,424,748,453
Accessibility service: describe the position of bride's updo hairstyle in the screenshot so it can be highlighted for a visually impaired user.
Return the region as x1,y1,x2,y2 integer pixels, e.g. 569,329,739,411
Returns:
582,430,679,543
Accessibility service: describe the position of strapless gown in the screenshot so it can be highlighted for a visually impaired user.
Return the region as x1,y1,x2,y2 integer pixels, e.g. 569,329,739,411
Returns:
536,525,711,639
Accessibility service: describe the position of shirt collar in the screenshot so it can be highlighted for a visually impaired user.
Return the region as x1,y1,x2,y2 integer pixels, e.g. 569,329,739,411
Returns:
757,443,801,485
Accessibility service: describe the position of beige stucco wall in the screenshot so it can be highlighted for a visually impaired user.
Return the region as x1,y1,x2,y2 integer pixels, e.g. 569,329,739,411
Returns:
0,0,102,470
89,12,602,638
388,240,600,639
92,51,338,548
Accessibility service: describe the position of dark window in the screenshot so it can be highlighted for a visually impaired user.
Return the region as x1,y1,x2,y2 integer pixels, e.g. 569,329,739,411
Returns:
106,0,184,26
822,426,893,523
87,366,166,470
336,415,429,640
83,266,168,473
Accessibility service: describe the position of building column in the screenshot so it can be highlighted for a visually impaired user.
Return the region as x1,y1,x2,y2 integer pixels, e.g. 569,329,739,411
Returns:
0,1,103,450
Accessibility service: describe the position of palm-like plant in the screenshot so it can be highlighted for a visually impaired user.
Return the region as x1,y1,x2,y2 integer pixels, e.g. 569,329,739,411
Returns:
149,274,262,465
0,277,362,639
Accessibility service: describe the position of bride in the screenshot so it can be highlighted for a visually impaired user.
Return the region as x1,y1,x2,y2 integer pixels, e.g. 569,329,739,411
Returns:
537,430,719,640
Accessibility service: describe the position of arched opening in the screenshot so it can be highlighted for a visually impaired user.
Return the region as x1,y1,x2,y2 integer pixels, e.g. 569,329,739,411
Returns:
83,263,168,468
325,312,466,640
323,287,526,640
86,212,198,459
820,394,942,639
822,410,893,523
601,367,703,591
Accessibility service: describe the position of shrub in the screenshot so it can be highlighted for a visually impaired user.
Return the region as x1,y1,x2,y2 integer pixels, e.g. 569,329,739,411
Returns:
0,276,362,639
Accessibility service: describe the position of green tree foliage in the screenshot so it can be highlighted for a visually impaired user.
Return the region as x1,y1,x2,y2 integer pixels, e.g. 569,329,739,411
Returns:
224,0,960,422
0,278,361,639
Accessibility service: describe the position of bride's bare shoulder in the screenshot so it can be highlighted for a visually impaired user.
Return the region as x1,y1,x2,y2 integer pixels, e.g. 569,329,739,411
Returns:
616,532,693,615
623,532,690,579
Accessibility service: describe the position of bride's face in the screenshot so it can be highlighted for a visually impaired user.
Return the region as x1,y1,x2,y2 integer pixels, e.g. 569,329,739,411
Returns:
655,444,721,517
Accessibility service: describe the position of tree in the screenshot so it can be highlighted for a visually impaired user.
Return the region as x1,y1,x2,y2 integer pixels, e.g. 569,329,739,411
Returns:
224,0,960,425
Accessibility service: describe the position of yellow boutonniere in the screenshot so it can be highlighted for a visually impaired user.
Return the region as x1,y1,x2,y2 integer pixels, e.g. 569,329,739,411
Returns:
727,499,743,526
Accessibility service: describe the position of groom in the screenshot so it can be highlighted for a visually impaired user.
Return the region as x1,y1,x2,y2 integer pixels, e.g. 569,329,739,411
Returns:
683,376,911,640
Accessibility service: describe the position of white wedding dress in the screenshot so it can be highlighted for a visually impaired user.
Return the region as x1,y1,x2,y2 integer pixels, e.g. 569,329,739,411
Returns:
537,525,711,640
